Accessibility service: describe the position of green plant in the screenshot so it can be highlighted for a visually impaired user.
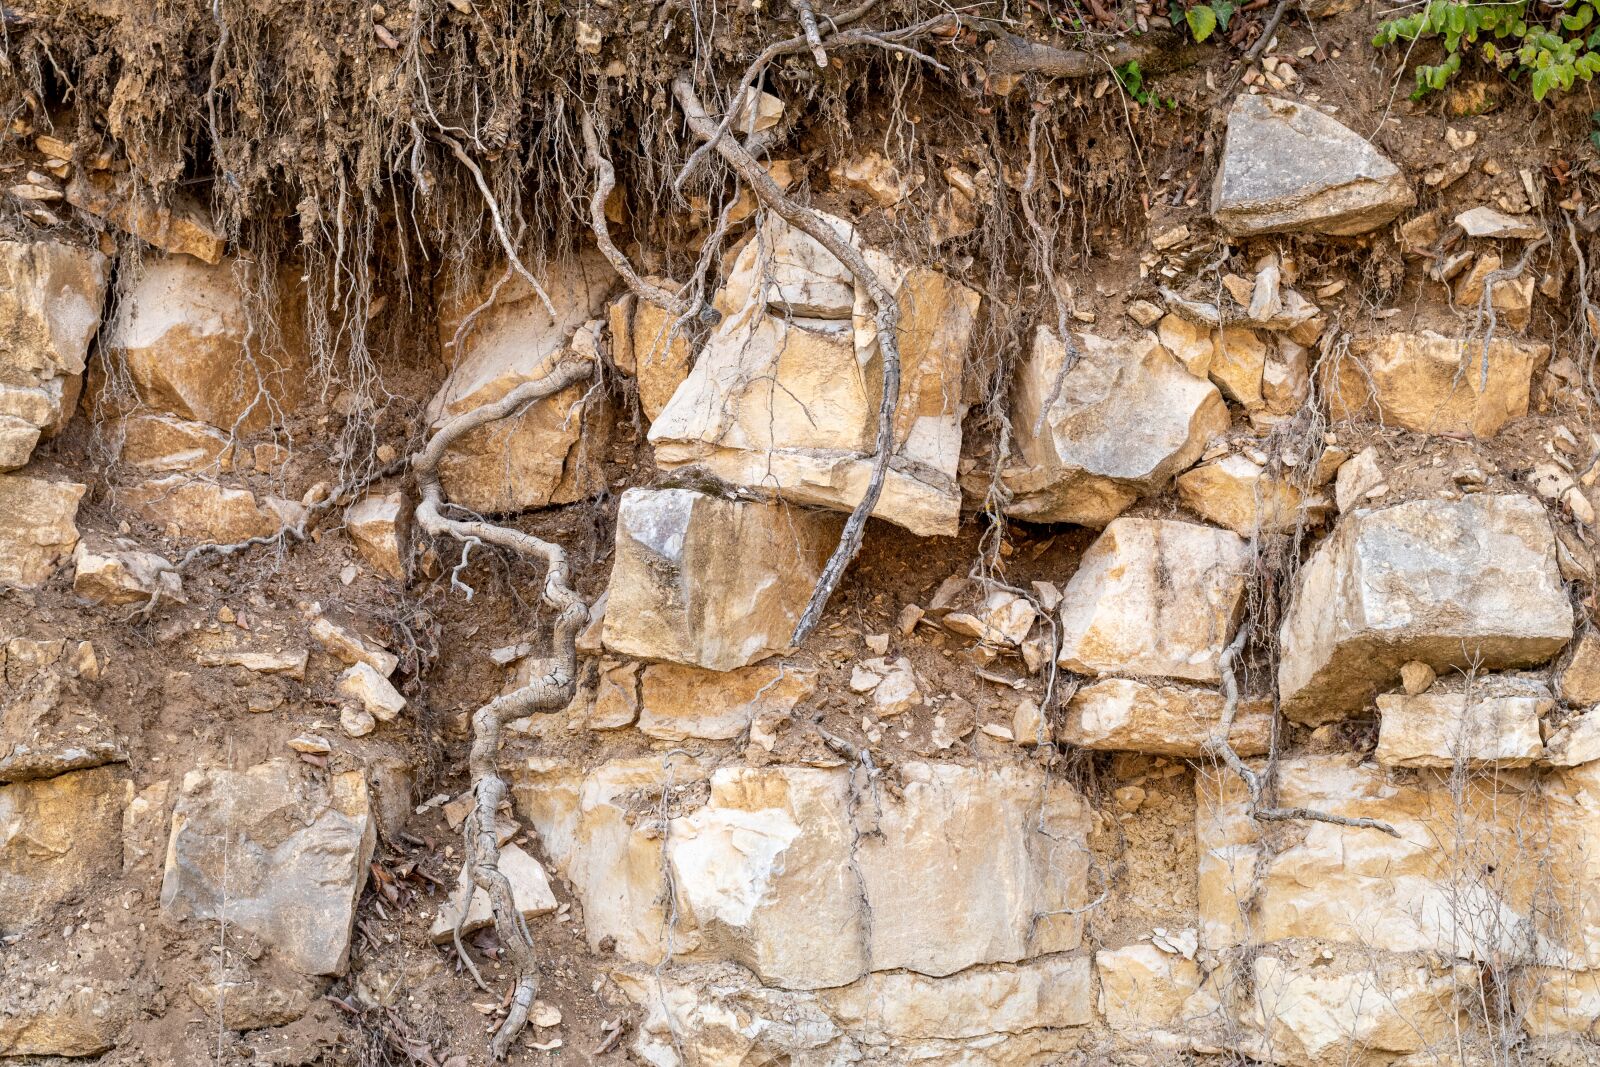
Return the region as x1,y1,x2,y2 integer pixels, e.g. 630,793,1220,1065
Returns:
1114,60,1179,107
1374,0,1600,101
1183,0,1236,43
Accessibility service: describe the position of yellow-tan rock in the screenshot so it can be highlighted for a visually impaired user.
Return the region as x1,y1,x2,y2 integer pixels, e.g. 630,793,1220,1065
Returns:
1057,518,1251,684
1,765,125,935
344,490,409,581
1004,328,1229,527
111,413,233,472
1278,494,1572,724
1177,452,1328,536
608,285,695,421
1375,680,1548,768
1059,678,1273,756
66,172,224,263
120,475,303,545
0,473,84,587
638,661,816,741
602,488,841,672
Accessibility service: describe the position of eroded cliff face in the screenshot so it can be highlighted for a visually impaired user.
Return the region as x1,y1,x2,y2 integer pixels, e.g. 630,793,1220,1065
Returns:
4,1,1600,1065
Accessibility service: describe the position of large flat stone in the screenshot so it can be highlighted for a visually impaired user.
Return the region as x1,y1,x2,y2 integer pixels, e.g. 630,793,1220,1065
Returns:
1056,517,1251,684
1058,678,1273,756
1211,94,1415,236
602,488,841,671
1003,328,1229,526
1375,680,1548,768
160,759,374,975
1278,495,1572,724
0,474,84,587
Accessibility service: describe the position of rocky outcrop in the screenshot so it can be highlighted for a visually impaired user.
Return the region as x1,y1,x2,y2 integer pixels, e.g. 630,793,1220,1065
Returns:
1003,327,1229,526
427,254,614,514
1278,494,1572,724
160,760,374,976
601,487,841,671
649,213,980,537
1375,678,1549,768
1211,95,1414,236
1057,517,1251,683
0,241,108,470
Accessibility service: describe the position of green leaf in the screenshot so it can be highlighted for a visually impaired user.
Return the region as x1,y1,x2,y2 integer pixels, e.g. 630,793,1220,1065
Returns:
1185,4,1219,42
1212,0,1236,29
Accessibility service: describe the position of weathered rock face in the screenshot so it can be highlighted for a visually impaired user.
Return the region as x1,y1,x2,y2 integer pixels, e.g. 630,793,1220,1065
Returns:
160,759,374,975
120,474,303,544
1278,494,1572,724
1057,517,1251,683
1177,452,1327,536
110,413,234,472
602,488,841,671
1003,328,1229,527
1,765,125,935
0,928,140,1058
427,254,614,514
1375,678,1549,768
103,254,308,435
0,241,108,470
1058,678,1273,756
649,213,980,537
66,173,225,263
608,286,695,421
1325,331,1546,438
427,842,557,943
1211,95,1415,236
0,473,84,586
516,758,1090,989
637,661,816,741
1096,943,1204,1035
1,635,124,783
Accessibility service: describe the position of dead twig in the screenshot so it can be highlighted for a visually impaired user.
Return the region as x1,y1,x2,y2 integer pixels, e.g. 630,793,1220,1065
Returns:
673,75,901,645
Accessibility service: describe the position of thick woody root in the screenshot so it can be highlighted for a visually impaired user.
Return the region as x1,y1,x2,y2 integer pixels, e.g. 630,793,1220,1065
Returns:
414,356,593,1059
1202,627,1400,838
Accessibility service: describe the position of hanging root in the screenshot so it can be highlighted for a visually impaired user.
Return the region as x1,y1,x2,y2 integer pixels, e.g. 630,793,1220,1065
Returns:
578,105,690,315
673,74,903,645
1201,628,1401,837
792,0,829,66
414,355,594,1059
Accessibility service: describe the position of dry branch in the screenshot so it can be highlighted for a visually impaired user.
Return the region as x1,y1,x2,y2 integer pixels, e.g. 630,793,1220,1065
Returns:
673,75,901,645
414,356,595,1059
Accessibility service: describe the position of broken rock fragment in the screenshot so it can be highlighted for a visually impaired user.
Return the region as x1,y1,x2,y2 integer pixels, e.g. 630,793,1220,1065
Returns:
637,661,816,741
1325,331,1545,438
120,475,303,545
1003,327,1229,526
0,473,84,587
344,490,410,581
428,843,557,943
72,539,179,607
1057,517,1251,684
650,213,979,537
161,759,374,975
1211,94,1415,237
1177,452,1327,536
1374,679,1548,768
1059,678,1273,756
1278,494,1572,724
602,487,842,671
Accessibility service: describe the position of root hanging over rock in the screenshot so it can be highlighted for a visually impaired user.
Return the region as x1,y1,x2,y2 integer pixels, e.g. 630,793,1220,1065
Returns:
413,355,595,1059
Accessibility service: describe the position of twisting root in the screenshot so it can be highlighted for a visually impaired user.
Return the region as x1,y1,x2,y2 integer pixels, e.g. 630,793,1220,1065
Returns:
414,356,594,1059
578,105,690,315
1202,627,1400,837
673,75,901,645
792,0,829,66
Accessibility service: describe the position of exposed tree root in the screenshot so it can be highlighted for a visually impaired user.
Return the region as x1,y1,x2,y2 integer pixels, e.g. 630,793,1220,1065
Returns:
1202,628,1401,838
674,74,902,645
414,356,595,1059
792,0,829,66
579,106,690,315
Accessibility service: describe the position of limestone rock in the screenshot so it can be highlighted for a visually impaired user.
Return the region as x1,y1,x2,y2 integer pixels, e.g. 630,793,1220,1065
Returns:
1325,331,1546,438
849,655,923,716
1333,445,1385,513
1558,631,1600,705
1457,205,1543,240
121,475,303,545
1,766,124,935
0,931,137,1057
1057,518,1251,684
1244,954,1475,1067
607,285,694,421
0,241,108,469
638,661,816,741
337,662,406,722
1278,494,1572,724
72,539,179,607
1375,683,1548,768
602,488,841,672
310,617,397,676
0,473,84,586
1059,678,1273,756
427,254,614,514
1544,710,1600,768
1208,325,1269,408
193,646,308,679
186,957,320,1031
586,660,640,729
1517,967,1600,1036
102,254,307,434
344,490,409,581
1003,328,1229,526
428,843,558,943
0,639,124,782
823,954,1094,1040
653,213,979,537
111,414,234,472
161,759,375,975
1096,943,1203,1032
66,172,224,263
1177,452,1327,536
943,589,1037,648
1212,95,1415,236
